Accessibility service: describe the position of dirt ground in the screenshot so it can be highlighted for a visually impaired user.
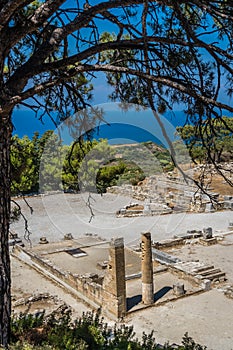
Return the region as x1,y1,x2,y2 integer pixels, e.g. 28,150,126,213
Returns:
11,255,90,318
209,174,233,196
11,193,232,246
126,289,233,350
179,162,233,196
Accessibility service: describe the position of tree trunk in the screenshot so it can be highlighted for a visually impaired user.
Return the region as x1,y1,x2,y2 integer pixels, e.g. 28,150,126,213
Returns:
0,113,12,347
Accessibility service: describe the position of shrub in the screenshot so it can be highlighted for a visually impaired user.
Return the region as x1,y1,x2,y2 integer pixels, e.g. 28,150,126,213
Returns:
10,310,206,350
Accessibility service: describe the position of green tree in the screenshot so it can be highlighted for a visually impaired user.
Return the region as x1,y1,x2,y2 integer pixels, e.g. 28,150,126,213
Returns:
10,135,37,194
40,132,67,192
1,1,233,346
97,160,127,191
11,130,57,194
177,117,233,163
62,139,116,192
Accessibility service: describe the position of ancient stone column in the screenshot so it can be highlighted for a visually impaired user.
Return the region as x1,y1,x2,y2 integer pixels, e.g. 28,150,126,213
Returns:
141,232,154,304
103,237,126,318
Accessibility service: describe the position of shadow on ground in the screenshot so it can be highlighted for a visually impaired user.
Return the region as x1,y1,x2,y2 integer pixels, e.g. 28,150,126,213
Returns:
127,286,172,311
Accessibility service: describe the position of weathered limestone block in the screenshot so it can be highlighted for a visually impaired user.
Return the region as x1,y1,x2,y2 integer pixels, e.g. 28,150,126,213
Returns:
103,238,126,318
199,237,217,246
64,233,73,240
143,203,152,215
202,279,211,291
97,261,108,269
205,203,215,212
173,283,185,296
202,227,213,239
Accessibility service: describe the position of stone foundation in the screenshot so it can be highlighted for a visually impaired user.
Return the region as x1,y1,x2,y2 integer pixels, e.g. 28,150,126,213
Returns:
12,240,127,320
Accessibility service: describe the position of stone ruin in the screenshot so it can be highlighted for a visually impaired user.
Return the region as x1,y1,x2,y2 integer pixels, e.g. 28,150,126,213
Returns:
110,171,233,217
223,196,233,210
116,199,172,217
9,231,24,247
102,237,127,318
12,227,229,320
12,234,156,319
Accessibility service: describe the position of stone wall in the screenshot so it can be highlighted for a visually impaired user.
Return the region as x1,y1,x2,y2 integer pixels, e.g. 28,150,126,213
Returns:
12,245,125,320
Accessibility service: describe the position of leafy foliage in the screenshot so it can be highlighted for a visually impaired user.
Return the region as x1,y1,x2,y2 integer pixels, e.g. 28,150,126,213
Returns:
177,117,233,163
11,131,54,194
9,310,207,350
63,138,116,193
11,133,178,195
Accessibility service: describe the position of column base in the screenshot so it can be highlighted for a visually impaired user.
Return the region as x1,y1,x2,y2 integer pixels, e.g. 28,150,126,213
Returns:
142,283,154,304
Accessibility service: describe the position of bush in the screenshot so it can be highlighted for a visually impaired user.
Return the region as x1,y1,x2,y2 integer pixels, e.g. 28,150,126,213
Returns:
10,310,207,350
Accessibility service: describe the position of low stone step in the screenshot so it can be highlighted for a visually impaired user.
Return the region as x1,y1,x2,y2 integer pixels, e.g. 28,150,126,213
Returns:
192,265,214,273
200,272,225,281
200,268,221,277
